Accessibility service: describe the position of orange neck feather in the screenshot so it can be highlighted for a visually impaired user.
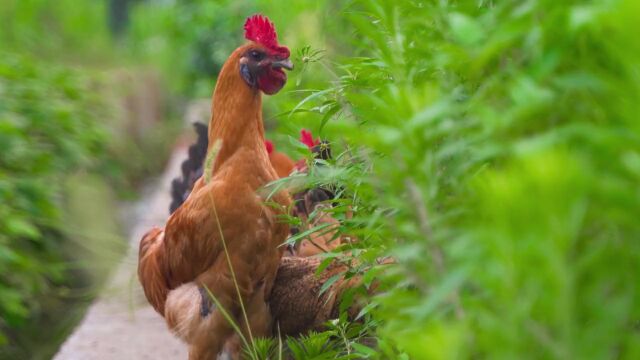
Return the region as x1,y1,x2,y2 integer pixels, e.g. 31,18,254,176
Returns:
207,44,266,171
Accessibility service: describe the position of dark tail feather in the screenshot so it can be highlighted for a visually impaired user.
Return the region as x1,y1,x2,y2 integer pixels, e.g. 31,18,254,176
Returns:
169,122,209,214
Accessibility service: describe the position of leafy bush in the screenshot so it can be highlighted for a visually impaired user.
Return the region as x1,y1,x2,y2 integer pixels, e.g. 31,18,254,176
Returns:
279,0,640,358
0,53,109,346
0,0,113,62
0,1,186,355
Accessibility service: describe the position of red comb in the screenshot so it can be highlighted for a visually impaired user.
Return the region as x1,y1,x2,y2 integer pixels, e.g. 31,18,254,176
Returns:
300,129,320,149
264,140,274,154
244,14,290,58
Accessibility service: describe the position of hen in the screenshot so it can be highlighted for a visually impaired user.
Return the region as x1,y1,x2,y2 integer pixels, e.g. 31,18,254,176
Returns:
265,139,296,178
138,15,294,359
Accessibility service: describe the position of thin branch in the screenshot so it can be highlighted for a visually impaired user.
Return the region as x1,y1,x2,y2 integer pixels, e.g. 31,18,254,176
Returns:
404,178,443,274
404,178,464,319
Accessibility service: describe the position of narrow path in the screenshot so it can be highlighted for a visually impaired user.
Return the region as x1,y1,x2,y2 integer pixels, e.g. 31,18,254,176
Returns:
54,146,189,360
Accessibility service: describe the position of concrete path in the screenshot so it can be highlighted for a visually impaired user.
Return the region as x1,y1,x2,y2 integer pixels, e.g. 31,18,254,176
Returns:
54,145,190,360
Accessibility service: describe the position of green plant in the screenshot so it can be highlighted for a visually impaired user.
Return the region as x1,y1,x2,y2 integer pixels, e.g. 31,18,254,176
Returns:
287,331,341,360
242,337,280,360
0,53,109,347
275,0,640,358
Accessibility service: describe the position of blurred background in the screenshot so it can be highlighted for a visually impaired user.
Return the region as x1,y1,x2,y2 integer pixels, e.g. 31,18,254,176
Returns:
1,0,639,359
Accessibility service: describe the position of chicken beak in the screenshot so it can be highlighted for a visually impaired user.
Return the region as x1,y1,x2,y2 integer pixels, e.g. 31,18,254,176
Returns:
272,58,294,71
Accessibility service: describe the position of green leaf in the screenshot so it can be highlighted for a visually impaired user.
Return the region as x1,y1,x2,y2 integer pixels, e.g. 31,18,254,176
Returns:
282,223,333,248
288,88,334,118
351,342,378,358
448,12,485,46
4,216,41,240
319,103,341,132
319,273,342,296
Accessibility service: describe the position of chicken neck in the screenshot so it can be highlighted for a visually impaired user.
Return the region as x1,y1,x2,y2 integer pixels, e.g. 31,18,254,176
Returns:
207,46,267,173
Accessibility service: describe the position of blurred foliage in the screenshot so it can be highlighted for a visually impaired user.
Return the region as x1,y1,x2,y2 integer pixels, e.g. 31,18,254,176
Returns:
128,0,255,96
266,0,640,358
0,53,110,351
0,0,114,62
0,0,173,358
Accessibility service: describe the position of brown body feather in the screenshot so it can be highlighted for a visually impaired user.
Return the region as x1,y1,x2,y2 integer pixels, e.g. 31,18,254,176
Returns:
269,150,295,178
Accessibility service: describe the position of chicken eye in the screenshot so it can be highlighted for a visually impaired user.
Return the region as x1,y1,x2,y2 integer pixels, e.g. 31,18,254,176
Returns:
249,50,265,61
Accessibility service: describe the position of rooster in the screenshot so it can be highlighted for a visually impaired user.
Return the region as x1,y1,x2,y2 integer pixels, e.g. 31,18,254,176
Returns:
138,15,294,359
